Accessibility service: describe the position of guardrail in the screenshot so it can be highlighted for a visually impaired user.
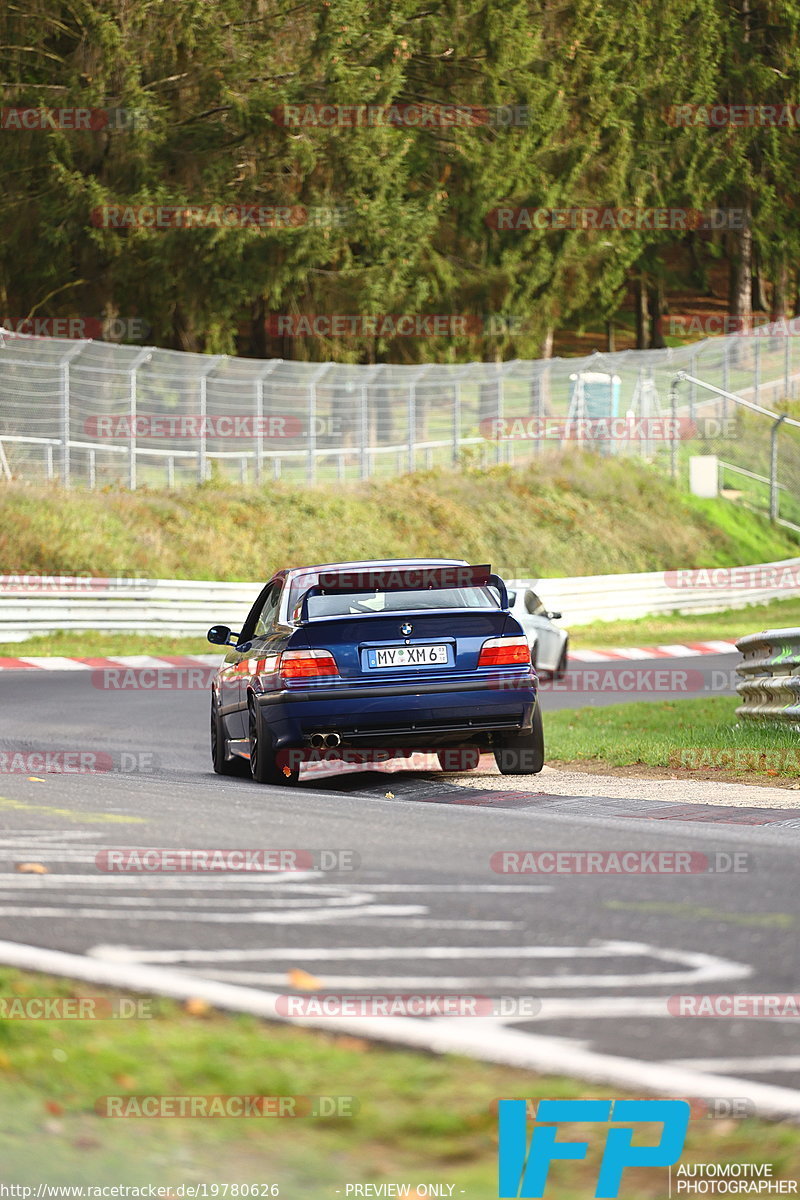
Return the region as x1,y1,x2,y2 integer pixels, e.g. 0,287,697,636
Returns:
1,557,798,642
735,627,800,723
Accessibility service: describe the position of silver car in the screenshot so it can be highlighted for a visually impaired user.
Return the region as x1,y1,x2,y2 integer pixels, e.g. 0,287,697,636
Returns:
507,587,569,677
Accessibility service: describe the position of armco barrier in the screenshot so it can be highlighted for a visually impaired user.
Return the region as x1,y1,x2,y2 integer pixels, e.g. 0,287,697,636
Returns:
1,557,798,641
735,627,800,724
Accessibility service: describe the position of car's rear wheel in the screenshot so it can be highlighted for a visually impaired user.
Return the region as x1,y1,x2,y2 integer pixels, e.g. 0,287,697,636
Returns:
554,640,568,681
494,705,544,775
248,697,300,785
211,693,248,776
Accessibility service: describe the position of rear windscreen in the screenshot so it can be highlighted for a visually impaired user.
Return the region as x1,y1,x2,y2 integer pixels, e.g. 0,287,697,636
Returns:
291,584,501,621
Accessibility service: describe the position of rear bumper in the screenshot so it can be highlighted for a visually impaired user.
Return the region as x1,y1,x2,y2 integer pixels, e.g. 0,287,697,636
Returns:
255,673,537,749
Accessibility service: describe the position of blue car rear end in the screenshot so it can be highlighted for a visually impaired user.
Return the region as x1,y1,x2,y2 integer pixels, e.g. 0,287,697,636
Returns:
209,559,542,784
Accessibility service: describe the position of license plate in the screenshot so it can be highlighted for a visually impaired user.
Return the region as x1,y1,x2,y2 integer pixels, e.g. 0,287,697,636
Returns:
368,644,448,669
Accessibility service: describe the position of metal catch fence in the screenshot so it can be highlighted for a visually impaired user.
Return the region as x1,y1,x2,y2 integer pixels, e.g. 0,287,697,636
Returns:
0,325,799,529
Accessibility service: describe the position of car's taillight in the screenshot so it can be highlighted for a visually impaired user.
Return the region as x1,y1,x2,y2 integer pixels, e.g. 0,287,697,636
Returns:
279,649,339,680
477,636,531,668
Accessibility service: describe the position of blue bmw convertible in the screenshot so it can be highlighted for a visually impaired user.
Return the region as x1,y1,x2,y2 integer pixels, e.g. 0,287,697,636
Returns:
208,558,542,785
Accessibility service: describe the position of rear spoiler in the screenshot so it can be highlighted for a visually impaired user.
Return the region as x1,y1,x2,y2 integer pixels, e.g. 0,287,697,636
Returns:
298,564,509,621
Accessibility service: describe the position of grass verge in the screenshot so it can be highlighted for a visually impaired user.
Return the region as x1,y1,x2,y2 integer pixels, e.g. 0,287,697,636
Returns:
2,455,798,582
1,968,799,1190
546,696,800,784
0,631,214,659
569,595,800,650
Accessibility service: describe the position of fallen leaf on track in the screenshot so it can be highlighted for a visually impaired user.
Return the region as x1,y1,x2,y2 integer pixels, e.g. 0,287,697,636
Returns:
287,968,322,990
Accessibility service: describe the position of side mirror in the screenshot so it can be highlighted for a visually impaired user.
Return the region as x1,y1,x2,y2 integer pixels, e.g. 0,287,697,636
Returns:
548,611,562,621
207,625,240,647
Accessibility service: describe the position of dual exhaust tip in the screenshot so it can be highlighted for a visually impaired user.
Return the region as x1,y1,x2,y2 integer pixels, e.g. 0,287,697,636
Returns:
309,732,341,748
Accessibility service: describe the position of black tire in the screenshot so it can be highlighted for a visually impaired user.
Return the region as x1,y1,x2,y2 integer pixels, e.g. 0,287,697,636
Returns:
493,704,545,775
553,640,568,681
211,692,249,776
248,697,300,786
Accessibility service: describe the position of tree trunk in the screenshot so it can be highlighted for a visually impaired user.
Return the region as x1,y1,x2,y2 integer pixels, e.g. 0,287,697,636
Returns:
687,231,713,295
635,274,650,349
605,320,615,353
648,277,666,348
729,201,753,327
751,247,769,313
772,258,788,320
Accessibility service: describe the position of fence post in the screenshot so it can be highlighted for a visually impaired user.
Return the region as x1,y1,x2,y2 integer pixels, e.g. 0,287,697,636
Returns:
127,347,152,491
407,384,416,474
770,414,787,523
495,364,503,465
306,363,328,485
58,342,85,488
254,361,287,484
670,378,679,481
784,333,791,399
721,339,729,422
198,356,224,484
689,353,697,423
452,381,461,465
754,337,761,405
360,383,369,479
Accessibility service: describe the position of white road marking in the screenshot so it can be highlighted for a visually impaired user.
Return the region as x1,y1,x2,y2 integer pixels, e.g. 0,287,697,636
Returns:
671,1056,800,1073
106,655,181,668
17,657,91,671
88,940,750,989
655,644,703,656
0,903,427,922
1,938,797,1122
598,648,656,660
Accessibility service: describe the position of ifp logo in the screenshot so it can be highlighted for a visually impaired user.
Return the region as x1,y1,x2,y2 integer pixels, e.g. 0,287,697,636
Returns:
498,1099,689,1197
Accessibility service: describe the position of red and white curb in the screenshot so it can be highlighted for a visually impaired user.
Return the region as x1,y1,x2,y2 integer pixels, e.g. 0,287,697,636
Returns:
0,645,741,671
569,640,739,663
0,654,221,672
